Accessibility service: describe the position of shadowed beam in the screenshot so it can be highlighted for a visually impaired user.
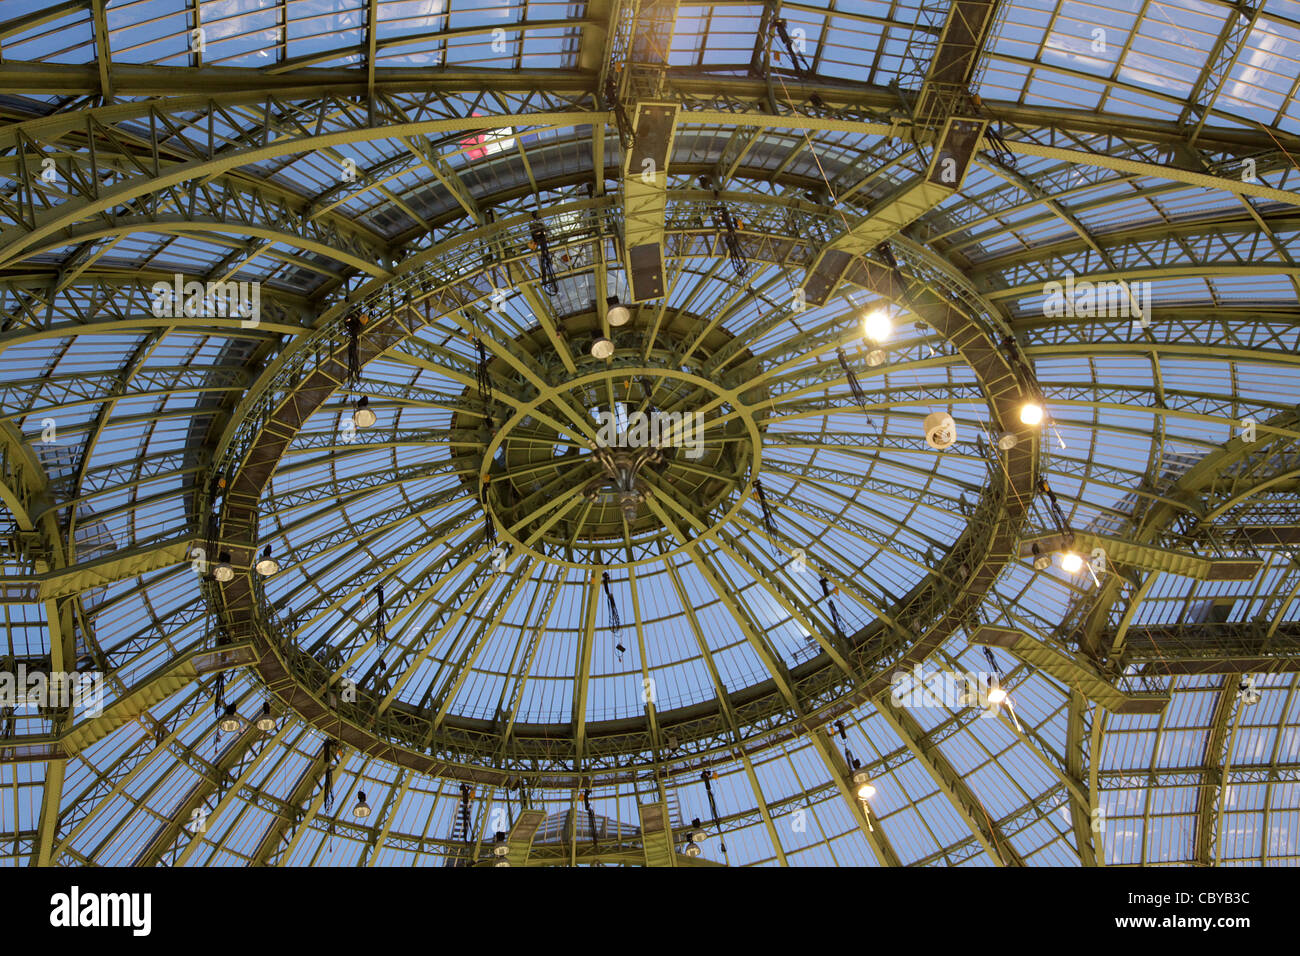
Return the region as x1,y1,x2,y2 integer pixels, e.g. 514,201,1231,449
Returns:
0,642,257,764
251,743,338,866
811,727,902,866
1020,531,1262,582
637,801,678,867
132,723,266,867
1,535,196,602
873,700,1027,866
971,624,1169,714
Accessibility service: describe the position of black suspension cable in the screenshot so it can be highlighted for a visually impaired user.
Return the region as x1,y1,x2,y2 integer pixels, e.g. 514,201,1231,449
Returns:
474,336,494,408
458,784,472,847
836,347,877,430
373,585,386,647
772,17,813,75
345,314,362,385
820,576,845,640
601,570,626,660
710,201,749,278
752,478,777,540
322,740,336,813
701,770,726,854
602,72,635,151
529,217,559,295
582,788,598,849
481,483,497,546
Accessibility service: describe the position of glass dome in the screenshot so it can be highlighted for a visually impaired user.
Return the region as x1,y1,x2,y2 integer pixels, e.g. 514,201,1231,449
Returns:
0,0,1298,867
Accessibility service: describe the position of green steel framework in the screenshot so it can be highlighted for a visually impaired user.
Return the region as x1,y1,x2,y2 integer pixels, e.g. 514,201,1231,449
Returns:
0,0,1297,867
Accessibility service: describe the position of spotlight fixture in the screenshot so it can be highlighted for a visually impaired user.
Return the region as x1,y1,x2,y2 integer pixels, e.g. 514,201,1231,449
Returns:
255,701,276,733
1019,401,1044,426
1060,551,1084,573
218,703,242,734
254,544,279,577
1030,542,1051,570
688,818,708,845
591,336,615,360
606,295,631,327
997,431,1018,450
352,395,377,428
684,841,702,858
353,791,371,819
851,769,876,801
213,551,234,582
494,859,511,868
923,411,957,450
861,309,891,343
493,831,510,858
866,348,886,367
1238,675,1260,706
986,684,1009,706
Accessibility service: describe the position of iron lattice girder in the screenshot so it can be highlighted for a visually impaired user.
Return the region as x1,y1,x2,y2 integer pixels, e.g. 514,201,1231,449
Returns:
1121,621,1300,675
0,81,1296,282
637,802,678,867
913,0,1002,126
1067,409,1300,660
4,534,194,601
0,274,313,337
971,210,1300,286
0,642,257,764
131,721,267,867
970,624,1168,715
1018,531,1263,582
250,743,339,866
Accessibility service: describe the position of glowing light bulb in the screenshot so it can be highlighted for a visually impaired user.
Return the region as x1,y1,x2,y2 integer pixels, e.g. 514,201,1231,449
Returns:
861,309,891,343
1020,402,1044,426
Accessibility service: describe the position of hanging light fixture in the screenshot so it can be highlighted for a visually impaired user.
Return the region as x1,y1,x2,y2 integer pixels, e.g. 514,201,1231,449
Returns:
218,703,242,734
493,831,509,858
861,308,891,343
1019,401,1044,426
997,431,1018,450
866,348,887,367
254,544,279,576
683,841,702,858
352,395,377,428
986,683,1009,706
591,336,614,359
1060,551,1084,573
255,700,276,733
213,551,234,582
352,791,371,819
1030,542,1051,570
606,295,631,327
851,769,876,801
923,411,958,450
